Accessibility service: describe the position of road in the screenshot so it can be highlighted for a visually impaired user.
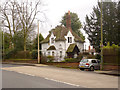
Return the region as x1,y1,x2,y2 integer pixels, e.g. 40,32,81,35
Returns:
2,64,81,88
2,64,118,88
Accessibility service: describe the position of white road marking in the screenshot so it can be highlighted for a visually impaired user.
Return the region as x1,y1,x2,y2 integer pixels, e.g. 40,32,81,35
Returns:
44,77,80,87
17,72,35,76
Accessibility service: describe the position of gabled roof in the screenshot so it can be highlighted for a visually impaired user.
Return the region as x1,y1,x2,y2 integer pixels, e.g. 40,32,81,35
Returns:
41,25,84,43
47,45,56,50
66,44,76,52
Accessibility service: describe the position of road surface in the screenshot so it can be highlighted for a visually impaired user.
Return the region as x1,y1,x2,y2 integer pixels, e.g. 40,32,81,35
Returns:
2,64,118,88
2,64,82,88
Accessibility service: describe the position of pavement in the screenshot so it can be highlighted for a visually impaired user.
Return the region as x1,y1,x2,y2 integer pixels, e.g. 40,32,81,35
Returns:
2,62,120,76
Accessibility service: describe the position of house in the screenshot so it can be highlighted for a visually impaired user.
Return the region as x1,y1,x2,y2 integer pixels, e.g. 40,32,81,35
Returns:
41,11,84,62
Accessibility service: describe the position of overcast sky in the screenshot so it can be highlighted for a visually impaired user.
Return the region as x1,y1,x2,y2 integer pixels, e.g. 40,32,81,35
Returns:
38,0,98,49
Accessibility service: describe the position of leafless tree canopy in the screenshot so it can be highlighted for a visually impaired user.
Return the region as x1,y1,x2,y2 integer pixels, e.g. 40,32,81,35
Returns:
0,0,46,51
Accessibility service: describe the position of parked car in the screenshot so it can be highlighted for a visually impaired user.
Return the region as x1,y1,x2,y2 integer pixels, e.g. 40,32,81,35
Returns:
79,59,100,71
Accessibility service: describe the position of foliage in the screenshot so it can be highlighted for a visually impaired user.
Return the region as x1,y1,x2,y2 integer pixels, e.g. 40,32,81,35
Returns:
76,53,83,60
103,43,119,49
2,32,11,51
60,12,85,40
95,54,101,59
84,1,120,52
62,58,79,63
102,43,120,64
0,0,45,51
82,52,89,56
87,55,95,59
41,55,47,64
5,50,32,59
5,49,17,59
47,55,54,62
33,33,44,50
31,50,41,59
12,31,24,51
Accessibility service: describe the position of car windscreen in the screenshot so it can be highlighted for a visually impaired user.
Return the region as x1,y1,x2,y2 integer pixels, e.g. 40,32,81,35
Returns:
80,59,88,63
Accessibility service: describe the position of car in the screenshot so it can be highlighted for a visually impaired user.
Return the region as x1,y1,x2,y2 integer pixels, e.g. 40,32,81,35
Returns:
79,59,100,71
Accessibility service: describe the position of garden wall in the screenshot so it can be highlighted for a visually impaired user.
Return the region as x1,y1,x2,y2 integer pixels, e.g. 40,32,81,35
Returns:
45,62,79,68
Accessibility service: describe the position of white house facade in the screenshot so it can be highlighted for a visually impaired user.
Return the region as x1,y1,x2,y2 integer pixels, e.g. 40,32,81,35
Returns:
41,11,84,62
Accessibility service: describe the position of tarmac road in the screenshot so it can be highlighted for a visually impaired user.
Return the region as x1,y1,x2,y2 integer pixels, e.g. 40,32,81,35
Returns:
2,64,82,88
2,64,118,89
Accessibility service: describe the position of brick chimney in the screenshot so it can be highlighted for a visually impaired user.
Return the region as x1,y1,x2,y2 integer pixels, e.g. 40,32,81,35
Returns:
66,10,72,32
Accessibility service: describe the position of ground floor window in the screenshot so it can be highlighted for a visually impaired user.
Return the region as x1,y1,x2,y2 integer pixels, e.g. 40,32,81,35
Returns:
48,52,50,56
52,51,54,56
60,51,62,58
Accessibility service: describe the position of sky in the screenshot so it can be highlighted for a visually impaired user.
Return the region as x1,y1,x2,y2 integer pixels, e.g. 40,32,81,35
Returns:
39,0,98,50
0,0,100,49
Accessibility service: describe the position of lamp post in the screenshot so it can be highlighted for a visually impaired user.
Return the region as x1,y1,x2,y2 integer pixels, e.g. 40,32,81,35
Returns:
38,20,40,64
100,0,103,70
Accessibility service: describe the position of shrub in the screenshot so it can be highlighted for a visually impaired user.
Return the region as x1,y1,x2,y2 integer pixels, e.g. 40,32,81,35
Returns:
5,50,32,59
5,49,17,59
31,50,41,59
63,58,79,63
77,53,83,61
87,54,95,59
41,55,47,63
47,55,54,62
83,52,89,55
16,51,32,59
95,54,101,59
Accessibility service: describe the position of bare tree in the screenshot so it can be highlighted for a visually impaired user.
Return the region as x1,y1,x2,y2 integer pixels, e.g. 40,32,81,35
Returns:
0,0,21,48
0,0,46,51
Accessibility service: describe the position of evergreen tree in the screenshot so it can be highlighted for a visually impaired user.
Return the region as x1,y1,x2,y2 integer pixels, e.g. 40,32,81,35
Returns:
84,1,119,52
33,33,44,50
61,12,85,40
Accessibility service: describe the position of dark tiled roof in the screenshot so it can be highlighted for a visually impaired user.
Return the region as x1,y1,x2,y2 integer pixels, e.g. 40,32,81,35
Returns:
47,45,56,50
41,25,84,43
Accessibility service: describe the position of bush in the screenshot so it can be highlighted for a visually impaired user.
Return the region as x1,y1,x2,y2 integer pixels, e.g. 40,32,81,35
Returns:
87,54,95,59
31,50,41,59
5,49,17,59
77,53,83,61
41,55,47,63
47,55,54,62
5,50,32,59
63,58,79,63
95,54,101,59
83,52,89,55
17,51,32,59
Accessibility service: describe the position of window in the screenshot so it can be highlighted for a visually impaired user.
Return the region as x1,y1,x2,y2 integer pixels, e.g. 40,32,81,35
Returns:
52,51,54,56
59,44,62,49
51,38,54,44
48,52,50,56
81,59,88,63
60,51,62,58
91,60,97,63
68,37,72,43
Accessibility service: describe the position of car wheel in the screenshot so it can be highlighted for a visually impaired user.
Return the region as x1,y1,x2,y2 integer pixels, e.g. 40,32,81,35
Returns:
80,68,84,71
89,66,94,71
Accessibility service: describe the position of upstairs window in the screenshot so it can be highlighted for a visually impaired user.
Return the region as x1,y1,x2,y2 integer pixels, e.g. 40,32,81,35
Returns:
51,38,54,44
68,37,72,43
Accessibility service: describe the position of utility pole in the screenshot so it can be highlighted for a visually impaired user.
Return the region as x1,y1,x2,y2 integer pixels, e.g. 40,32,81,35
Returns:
38,20,40,64
100,0,103,70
